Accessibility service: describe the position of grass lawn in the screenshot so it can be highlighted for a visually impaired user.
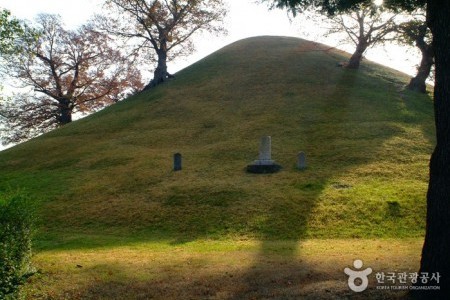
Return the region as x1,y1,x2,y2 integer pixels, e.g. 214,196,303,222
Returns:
26,238,422,299
0,36,434,298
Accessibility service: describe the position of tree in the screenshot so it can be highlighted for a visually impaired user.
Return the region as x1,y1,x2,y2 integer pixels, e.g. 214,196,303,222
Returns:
398,16,433,93
0,9,35,144
266,0,449,296
0,9,24,56
418,0,450,296
324,3,399,69
0,14,143,144
101,0,227,89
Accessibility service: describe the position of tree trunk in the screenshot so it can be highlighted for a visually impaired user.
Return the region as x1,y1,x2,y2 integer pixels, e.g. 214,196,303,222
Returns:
57,99,72,125
347,42,367,69
407,27,434,93
407,52,433,93
153,50,168,85
144,49,171,90
414,0,450,297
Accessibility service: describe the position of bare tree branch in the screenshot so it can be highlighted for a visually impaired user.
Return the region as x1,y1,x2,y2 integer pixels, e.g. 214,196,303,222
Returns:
1,14,144,144
324,4,401,69
99,0,227,89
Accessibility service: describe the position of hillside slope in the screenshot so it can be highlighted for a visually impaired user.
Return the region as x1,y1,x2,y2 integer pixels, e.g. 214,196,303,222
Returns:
0,36,435,246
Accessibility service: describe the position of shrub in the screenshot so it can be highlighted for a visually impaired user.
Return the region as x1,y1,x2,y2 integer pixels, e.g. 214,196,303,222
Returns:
0,191,35,299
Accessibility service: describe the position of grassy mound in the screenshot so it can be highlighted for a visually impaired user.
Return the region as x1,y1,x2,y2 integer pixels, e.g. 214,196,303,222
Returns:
0,36,434,248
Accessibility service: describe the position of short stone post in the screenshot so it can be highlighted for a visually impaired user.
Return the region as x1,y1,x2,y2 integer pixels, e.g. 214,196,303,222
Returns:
297,151,306,170
173,153,182,171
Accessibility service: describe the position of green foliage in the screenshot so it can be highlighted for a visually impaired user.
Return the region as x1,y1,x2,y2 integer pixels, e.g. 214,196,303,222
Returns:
403,24,431,52
0,191,36,299
0,9,24,56
266,0,425,15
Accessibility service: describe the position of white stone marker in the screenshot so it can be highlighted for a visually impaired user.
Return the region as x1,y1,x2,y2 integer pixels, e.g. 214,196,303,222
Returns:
256,136,275,165
247,136,281,173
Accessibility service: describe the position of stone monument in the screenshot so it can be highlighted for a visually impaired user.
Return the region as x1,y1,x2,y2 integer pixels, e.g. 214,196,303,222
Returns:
297,151,307,170
247,136,282,173
173,153,182,171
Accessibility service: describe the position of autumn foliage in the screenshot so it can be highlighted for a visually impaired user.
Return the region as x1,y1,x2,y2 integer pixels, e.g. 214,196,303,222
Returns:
0,14,143,144
101,0,227,89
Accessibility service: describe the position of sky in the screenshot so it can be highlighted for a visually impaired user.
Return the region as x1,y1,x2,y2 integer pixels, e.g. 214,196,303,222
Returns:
0,0,420,75
0,0,421,150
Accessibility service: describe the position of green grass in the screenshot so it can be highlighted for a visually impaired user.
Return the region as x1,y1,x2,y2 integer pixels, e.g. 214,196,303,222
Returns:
24,239,423,299
1,36,433,241
0,36,435,298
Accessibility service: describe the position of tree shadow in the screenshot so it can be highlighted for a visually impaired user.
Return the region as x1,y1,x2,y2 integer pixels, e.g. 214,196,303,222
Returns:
43,246,411,300
229,67,388,298
27,38,434,298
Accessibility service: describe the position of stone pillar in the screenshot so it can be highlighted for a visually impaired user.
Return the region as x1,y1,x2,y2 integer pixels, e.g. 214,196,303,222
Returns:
173,153,182,171
297,151,306,170
259,136,272,161
246,136,281,173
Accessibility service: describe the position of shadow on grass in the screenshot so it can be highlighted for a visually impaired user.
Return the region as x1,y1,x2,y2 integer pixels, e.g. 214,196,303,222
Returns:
60,260,343,299
230,68,372,298
34,69,419,299
28,38,434,298
43,248,409,300
220,65,431,298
